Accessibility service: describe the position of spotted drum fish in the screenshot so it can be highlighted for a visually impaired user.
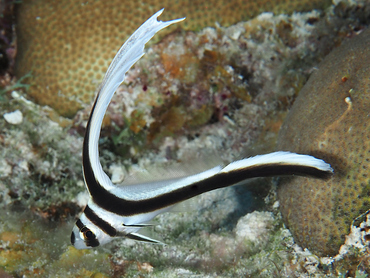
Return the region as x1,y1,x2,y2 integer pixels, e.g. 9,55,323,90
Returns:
71,9,333,249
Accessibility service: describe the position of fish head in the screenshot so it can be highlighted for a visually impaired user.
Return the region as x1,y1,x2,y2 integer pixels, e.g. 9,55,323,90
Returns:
70,215,115,249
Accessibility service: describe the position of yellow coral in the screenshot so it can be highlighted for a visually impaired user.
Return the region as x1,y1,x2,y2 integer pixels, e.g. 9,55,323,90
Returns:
15,0,331,117
277,28,370,256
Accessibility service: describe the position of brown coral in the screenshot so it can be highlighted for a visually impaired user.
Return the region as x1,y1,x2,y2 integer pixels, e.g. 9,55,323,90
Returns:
15,0,331,117
277,28,370,256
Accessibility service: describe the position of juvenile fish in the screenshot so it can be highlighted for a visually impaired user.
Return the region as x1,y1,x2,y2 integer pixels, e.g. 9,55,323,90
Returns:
71,9,333,249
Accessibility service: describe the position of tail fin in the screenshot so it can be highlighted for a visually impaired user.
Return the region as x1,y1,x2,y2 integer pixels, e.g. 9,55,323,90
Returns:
221,151,333,179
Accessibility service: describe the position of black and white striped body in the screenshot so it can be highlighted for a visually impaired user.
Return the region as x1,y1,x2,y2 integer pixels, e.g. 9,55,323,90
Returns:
71,10,333,249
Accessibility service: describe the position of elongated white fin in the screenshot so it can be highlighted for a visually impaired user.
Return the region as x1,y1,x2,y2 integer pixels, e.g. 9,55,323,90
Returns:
73,10,185,250
221,151,333,174
86,10,185,193
109,151,333,202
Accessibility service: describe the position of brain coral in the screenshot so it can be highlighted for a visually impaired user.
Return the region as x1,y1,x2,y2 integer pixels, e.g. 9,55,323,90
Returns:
15,0,331,117
277,28,370,257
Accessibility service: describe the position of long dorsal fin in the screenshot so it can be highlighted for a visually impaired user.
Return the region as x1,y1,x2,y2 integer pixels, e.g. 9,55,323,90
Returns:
82,10,185,195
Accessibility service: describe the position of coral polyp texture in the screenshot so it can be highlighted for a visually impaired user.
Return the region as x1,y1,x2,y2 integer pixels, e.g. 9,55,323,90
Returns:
15,0,331,117
277,28,370,257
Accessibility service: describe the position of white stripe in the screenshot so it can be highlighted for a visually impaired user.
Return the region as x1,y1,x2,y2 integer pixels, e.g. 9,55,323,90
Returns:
110,166,222,201
220,151,333,173
87,200,168,232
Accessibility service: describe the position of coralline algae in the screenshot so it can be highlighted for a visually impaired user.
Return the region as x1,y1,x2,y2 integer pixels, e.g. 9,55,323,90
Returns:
277,27,370,257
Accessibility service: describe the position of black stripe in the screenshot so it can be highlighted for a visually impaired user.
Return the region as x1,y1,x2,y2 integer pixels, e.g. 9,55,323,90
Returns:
83,96,100,194
83,148,332,216
76,219,85,230
70,230,76,244
83,88,332,216
84,205,117,237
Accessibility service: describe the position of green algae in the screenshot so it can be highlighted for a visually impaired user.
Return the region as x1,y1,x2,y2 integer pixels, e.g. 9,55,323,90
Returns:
110,114,148,159
0,208,112,277
0,72,32,100
0,196,368,277
0,89,83,209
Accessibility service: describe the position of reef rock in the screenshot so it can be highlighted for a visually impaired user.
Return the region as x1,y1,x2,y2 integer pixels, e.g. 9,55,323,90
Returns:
277,28,370,256
15,0,330,117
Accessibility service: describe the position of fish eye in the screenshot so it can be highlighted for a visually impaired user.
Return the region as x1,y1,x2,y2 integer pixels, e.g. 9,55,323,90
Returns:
80,227,100,247
84,230,94,239
81,227,96,240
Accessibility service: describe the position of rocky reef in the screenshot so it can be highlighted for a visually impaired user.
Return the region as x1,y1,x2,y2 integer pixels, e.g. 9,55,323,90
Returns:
15,0,331,117
0,0,370,277
277,27,370,257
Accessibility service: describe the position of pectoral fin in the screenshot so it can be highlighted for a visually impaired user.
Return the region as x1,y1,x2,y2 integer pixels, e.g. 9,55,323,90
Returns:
123,223,154,228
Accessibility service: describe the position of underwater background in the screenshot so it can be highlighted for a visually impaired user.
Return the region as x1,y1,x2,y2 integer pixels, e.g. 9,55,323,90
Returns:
0,0,370,277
